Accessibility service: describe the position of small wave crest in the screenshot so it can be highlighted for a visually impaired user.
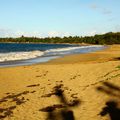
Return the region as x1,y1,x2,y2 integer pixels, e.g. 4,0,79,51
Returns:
44,45,104,56
0,51,44,62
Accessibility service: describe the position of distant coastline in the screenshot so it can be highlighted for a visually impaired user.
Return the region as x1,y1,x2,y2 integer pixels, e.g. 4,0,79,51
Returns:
0,32,120,45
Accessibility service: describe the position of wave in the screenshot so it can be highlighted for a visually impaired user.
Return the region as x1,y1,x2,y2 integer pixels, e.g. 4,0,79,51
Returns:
0,51,44,62
46,45,103,52
44,45,104,56
0,45,104,62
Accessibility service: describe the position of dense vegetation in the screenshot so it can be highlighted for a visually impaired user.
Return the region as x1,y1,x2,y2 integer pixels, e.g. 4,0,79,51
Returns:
0,32,120,44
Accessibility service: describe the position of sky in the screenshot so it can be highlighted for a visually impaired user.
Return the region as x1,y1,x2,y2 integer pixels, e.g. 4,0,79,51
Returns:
0,0,120,37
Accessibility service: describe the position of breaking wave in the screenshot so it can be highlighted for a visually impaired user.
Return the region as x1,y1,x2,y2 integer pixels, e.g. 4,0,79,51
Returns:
0,45,104,62
0,51,44,62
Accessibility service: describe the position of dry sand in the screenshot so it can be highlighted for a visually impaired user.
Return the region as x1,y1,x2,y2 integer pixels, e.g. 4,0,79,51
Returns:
0,45,120,120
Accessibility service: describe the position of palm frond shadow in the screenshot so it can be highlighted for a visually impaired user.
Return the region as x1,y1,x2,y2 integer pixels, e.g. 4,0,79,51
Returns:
97,82,120,120
40,84,80,120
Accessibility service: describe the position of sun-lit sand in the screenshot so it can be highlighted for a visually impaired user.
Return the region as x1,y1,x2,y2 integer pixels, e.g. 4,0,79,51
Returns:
0,45,120,120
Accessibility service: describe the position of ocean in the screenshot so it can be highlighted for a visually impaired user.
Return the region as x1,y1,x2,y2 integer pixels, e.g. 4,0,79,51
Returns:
0,43,105,67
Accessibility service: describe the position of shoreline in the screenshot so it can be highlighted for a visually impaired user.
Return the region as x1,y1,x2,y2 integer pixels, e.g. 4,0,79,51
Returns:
0,44,105,68
0,45,120,120
44,45,119,64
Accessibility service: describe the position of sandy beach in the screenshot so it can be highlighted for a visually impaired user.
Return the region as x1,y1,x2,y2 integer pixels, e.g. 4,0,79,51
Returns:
0,45,120,120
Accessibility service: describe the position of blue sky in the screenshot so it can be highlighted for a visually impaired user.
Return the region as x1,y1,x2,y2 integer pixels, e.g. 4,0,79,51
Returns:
0,0,120,37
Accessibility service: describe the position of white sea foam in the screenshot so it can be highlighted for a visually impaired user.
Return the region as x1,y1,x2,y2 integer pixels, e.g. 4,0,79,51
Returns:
0,51,44,62
0,45,104,62
45,45,104,55
46,45,103,52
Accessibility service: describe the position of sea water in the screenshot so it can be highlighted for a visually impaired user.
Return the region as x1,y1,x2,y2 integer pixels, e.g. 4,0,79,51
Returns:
0,43,105,67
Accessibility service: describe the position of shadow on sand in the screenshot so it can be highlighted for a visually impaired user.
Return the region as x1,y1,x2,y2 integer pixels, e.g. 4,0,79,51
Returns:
113,57,120,61
0,90,36,119
40,84,80,120
97,82,120,120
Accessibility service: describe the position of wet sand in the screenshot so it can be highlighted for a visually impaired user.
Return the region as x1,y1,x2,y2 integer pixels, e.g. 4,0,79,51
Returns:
0,45,120,120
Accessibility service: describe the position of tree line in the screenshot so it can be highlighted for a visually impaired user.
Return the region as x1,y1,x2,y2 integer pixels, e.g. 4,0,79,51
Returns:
0,32,120,44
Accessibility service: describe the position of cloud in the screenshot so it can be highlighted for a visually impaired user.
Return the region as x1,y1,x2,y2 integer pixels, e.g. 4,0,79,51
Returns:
85,30,106,36
90,4,98,10
114,25,120,32
0,28,71,38
15,30,42,37
85,30,97,36
89,4,112,15
102,8,112,15
0,28,15,37
88,30,97,36
48,31,60,37
48,31,71,37
0,28,43,38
